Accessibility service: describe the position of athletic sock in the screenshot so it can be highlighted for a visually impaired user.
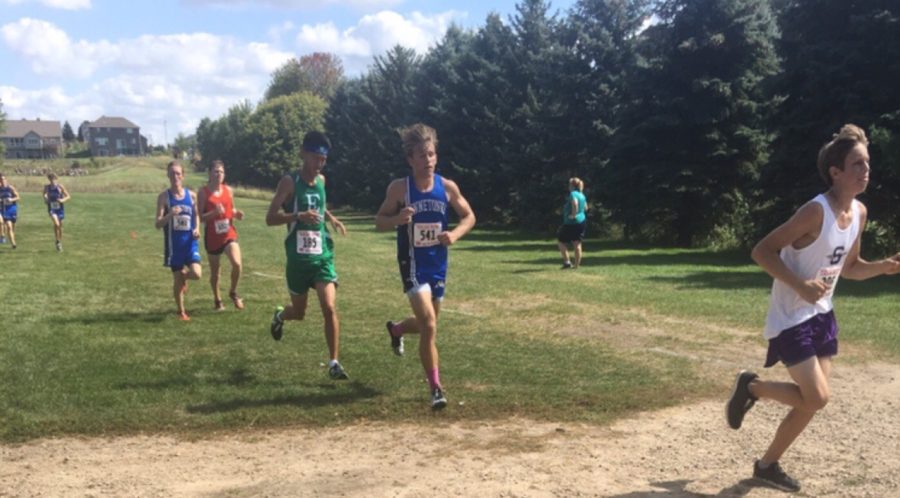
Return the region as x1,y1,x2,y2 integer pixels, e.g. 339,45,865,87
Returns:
328,359,339,368
757,460,772,470
426,368,441,390
390,322,403,337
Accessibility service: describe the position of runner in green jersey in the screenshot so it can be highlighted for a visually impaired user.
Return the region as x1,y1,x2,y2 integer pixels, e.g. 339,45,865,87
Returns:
265,131,349,380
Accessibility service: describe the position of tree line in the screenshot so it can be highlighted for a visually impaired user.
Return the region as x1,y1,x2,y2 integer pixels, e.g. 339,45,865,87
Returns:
195,0,900,251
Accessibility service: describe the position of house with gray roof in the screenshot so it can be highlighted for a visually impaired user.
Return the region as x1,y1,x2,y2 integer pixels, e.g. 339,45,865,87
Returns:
2,119,64,159
81,116,146,157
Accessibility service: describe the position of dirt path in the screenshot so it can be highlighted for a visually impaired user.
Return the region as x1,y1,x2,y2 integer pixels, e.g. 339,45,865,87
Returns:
2,360,898,497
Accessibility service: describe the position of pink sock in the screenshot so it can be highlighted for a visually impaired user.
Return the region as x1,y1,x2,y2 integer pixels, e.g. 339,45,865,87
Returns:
426,368,441,390
390,322,403,337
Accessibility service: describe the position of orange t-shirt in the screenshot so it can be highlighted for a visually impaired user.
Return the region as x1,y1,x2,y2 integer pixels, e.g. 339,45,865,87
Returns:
201,184,238,251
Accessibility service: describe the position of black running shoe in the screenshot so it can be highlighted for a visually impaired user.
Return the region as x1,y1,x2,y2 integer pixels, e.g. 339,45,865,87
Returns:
328,362,349,380
753,460,800,492
561,262,573,269
726,370,758,429
431,387,447,410
386,321,404,356
270,306,284,341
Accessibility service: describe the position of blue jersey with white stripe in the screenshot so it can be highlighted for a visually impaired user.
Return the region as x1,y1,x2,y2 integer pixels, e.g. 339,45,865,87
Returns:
0,186,16,219
163,188,197,266
397,174,449,278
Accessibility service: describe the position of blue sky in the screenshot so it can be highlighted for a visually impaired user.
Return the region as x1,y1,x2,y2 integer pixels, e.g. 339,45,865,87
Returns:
1,0,577,145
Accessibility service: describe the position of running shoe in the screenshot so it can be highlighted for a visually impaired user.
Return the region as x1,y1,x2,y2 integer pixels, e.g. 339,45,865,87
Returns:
561,262,573,269
214,299,225,312
753,460,800,492
328,362,349,380
270,306,284,341
386,321,404,356
726,370,758,429
431,387,447,410
177,311,191,321
0,236,6,244
55,241,62,252
229,291,245,310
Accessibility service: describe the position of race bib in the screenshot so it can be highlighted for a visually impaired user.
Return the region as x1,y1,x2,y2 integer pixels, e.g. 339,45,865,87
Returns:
50,201,61,210
414,222,442,248
173,214,191,231
296,230,322,255
214,219,231,234
816,265,841,296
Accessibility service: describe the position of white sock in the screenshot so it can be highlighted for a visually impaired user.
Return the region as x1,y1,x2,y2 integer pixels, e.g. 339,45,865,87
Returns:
329,359,339,368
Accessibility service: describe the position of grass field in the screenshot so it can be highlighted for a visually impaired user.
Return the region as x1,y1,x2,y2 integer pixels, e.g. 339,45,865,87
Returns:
1,158,898,443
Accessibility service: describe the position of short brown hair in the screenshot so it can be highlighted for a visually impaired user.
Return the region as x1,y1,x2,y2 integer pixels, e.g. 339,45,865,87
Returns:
210,160,225,169
399,123,438,157
167,160,182,171
817,124,868,186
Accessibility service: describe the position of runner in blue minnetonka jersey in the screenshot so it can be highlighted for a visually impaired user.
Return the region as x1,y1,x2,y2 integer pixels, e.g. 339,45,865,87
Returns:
0,173,21,249
155,161,202,321
397,174,449,290
376,123,476,410
43,173,71,252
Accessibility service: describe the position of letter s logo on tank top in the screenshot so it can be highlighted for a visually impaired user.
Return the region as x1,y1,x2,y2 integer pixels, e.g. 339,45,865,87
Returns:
828,246,845,265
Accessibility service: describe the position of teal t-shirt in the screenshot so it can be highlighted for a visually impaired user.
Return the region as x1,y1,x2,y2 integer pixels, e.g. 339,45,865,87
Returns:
563,190,586,224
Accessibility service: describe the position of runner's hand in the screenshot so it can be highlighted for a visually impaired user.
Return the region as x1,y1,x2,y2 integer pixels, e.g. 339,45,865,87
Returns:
234,209,244,221
192,228,200,240
438,230,458,246
883,253,900,275
796,279,828,304
297,210,323,224
395,207,415,226
215,204,225,215
331,219,347,236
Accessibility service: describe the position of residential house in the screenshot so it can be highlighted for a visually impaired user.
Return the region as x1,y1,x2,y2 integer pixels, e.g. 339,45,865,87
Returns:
2,119,64,159
82,116,145,156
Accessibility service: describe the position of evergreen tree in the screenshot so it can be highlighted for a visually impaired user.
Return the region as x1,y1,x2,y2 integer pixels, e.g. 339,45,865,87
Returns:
62,121,75,142
764,0,900,236
609,0,780,246
325,46,423,209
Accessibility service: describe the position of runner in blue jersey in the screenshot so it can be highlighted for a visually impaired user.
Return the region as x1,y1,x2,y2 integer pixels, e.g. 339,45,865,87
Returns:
375,123,476,410
0,173,20,249
155,161,202,321
43,173,71,252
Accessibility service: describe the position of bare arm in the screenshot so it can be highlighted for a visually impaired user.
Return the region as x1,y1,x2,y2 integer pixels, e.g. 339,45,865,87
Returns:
841,203,900,279
59,185,71,203
190,190,200,239
324,209,346,235
751,201,827,304
42,186,49,203
229,186,244,220
197,188,211,222
154,191,173,229
438,179,475,246
9,186,19,203
569,196,578,219
374,179,413,231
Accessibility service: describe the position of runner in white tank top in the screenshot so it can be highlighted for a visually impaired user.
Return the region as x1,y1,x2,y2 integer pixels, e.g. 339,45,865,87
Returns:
725,124,900,493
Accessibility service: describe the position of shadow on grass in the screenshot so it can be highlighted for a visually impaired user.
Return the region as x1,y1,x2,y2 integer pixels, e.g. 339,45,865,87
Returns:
646,271,771,290
62,310,168,325
115,368,266,391
184,380,380,414
607,478,757,497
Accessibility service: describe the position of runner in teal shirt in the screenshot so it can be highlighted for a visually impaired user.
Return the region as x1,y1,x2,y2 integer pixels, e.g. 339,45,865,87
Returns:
557,177,588,269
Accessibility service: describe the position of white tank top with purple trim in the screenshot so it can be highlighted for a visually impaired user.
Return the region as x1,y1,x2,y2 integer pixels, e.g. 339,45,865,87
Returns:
763,194,861,339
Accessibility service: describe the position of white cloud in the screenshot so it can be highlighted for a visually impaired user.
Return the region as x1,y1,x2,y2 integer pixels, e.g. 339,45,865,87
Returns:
296,10,465,73
182,0,402,9
1,18,116,78
1,0,91,10
1,19,294,143
0,10,465,143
